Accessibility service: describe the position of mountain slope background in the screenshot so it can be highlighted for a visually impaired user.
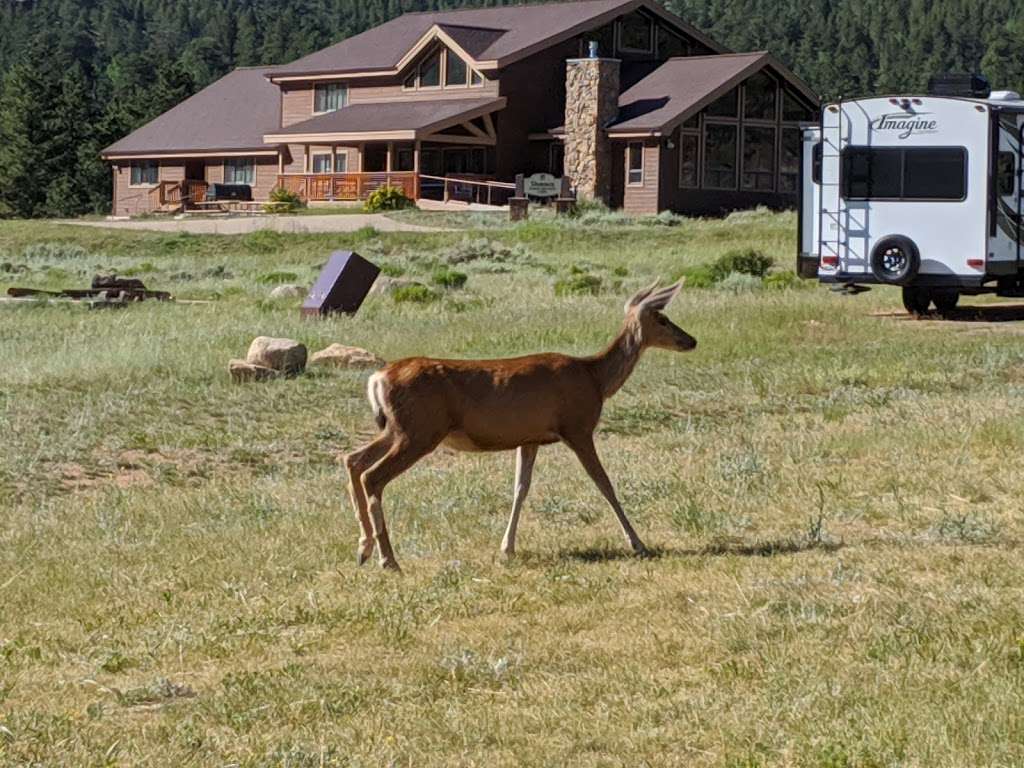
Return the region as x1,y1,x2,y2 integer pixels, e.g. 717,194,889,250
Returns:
2,0,1023,217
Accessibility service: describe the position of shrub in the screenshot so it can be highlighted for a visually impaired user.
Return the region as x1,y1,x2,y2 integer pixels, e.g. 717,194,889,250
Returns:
710,249,774,281
717,272,764,293
431,267,468,289
554,272,602,296
364,186,414,212
612,266,629,277
764,270,801,290
392,283,439,303
675,264,716,289
264,187,304,214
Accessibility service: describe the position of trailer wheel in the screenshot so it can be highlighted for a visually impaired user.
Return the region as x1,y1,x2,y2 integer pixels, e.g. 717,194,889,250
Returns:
902,286,931,316
871,236,920,285
932,289,959,315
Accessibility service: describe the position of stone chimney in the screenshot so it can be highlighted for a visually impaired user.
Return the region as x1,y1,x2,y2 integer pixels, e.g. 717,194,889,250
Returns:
563,55,621,203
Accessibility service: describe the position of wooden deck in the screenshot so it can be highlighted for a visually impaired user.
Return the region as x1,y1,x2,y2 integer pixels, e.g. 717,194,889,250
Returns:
275,172,419,202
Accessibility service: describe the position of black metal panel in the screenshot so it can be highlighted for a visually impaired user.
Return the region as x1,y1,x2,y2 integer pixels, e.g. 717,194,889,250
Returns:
302,251,380,317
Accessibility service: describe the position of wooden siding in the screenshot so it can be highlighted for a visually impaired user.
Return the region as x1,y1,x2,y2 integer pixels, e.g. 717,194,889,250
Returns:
621,139,660,215
112,160,186,216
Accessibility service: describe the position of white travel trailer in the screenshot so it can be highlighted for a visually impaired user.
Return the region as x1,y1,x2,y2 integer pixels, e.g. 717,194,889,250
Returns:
799,76,1024,313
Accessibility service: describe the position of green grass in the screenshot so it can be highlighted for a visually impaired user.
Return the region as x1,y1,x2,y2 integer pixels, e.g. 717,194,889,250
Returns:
2,209,1024,766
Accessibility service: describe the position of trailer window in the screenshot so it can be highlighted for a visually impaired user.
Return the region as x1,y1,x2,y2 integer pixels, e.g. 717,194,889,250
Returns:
841,147,966,201
812,142,822,184
998,152,1016,195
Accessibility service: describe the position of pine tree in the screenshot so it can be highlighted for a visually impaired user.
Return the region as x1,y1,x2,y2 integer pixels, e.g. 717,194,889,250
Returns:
0,61,54,218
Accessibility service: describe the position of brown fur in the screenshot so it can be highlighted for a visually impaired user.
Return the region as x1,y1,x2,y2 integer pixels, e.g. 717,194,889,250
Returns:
344,280,696,570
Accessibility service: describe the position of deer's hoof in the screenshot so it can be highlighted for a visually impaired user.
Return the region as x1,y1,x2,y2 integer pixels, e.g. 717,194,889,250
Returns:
380,558,402,573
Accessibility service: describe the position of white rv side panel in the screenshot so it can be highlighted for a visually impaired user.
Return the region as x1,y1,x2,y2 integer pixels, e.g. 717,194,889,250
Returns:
800,126,820,261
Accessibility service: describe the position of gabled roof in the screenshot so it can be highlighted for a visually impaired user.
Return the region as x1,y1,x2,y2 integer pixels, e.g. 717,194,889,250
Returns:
102,67,281,157
269,0,725,81
607,52,819,136
264,98,506,143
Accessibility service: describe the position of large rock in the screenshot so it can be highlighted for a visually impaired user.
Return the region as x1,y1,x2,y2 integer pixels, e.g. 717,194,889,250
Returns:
269,284,308,300
229,359,280,383
309,343,385,370
245,336,307,375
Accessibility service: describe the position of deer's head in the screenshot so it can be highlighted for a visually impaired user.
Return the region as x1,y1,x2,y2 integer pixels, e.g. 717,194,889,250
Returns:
624,279,697,352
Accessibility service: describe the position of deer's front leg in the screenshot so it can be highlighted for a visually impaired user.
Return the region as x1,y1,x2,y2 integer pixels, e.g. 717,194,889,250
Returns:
502,444,538,558
344,435,392,566
562,432,648,556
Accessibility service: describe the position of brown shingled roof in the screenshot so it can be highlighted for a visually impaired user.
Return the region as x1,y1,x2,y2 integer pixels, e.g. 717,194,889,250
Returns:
102,67,281,157
270,0,724,78
608,52,818,135
264,98,506,141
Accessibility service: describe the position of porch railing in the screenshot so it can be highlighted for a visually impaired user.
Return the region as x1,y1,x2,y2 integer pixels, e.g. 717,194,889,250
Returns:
420,174,516,206
147,179,209,210
276,172,419,202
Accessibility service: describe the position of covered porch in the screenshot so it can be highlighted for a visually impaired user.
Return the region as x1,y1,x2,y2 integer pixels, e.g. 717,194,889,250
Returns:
266,97,510,205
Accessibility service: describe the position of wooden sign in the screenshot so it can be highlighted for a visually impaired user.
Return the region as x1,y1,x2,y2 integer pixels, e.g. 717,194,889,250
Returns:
523,173,561,199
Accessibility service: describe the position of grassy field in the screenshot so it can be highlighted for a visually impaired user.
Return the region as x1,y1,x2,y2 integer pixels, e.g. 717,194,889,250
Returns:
2,209,1024,767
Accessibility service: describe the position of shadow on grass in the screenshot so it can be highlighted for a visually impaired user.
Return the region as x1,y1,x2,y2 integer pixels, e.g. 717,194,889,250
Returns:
530,536,843,565
876,303,1024,323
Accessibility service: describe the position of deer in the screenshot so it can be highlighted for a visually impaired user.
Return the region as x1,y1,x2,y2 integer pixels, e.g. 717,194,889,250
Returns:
343,279,695,571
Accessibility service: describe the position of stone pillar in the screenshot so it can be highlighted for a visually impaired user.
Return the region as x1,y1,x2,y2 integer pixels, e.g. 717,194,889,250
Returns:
563,57,620,204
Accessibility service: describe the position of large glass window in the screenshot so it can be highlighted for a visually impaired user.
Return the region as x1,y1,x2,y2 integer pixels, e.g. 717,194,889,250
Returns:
314,83,348,113
618,12,653,52
783,89,816,122
744,72,776,120
779,128,801,192
334,153,349,173
627,142,644,185
446,51,467,86
657,25,689,58
311,154,333,174
706,88,738,118
704,125,737,189
841,147,966,200
420,51,441,88
679,132,699,188
742,126,776,191
130,160,159,185
224,158,254,185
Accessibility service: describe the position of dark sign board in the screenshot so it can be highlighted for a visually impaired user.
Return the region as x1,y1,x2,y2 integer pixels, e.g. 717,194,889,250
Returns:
301,251,380,317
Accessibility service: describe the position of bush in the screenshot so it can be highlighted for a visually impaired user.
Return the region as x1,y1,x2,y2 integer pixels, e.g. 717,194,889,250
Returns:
364,186,414,212
431,267,468,289
675,264,716,289
710,249,774,281
554,272,602,296
717,272,764,293
764,270,801,290
392,283,439,303
264,187,304,214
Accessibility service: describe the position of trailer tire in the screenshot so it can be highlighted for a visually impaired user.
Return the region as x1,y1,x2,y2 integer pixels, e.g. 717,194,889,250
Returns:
902,286,931,316
932,289,959,315
871,236,920,285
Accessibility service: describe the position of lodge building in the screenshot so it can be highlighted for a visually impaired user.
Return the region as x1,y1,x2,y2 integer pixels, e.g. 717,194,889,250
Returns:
102,0,819,217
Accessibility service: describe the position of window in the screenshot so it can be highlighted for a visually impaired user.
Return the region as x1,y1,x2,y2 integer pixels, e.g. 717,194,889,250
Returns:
420,51,441,88
311,154,333,174
314,83,348,113
706,88,738,118
783,89,816,122
704,124,737,189
779,128,801,192
841,147,966,201
334,152,349,174
395,148,415,172
812,142,823,184
618,12,653,53
657,25,689,58
446,51,467,87
743,72,776,121
998,151,1016,195
224,158,254,185
403,72,417,90
742,126,776,191
679,132,699,188
130,160,159,186
589,23,616,58
470,69,484,87
627,142,644,185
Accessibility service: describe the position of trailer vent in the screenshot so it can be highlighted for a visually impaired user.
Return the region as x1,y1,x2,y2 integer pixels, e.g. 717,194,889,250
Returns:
927,73,991,98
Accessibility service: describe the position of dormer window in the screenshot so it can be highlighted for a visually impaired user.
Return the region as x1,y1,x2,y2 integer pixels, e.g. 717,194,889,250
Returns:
446,51,467,87
420,51,441,88
314,83,348,113
618,12,653,54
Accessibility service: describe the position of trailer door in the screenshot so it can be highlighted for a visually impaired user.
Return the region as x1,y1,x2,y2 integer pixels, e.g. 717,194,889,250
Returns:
989,113,1023,268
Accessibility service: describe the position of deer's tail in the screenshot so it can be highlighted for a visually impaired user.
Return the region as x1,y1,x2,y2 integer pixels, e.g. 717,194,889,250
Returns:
367,371,388,431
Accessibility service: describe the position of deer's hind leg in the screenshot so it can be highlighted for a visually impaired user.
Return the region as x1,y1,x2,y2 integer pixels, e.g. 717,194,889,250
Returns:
344,434,393,566
502,444,538,558
361,433,443,571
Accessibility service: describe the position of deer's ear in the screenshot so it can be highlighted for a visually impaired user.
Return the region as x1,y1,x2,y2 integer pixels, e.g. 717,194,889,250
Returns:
639,278,684,311
624,279,660,313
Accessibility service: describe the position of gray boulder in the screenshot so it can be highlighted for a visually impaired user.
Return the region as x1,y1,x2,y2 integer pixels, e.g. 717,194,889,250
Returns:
245,336,307,375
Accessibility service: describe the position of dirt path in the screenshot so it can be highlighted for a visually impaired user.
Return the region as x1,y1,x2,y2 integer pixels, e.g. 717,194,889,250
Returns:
63,213,443,235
